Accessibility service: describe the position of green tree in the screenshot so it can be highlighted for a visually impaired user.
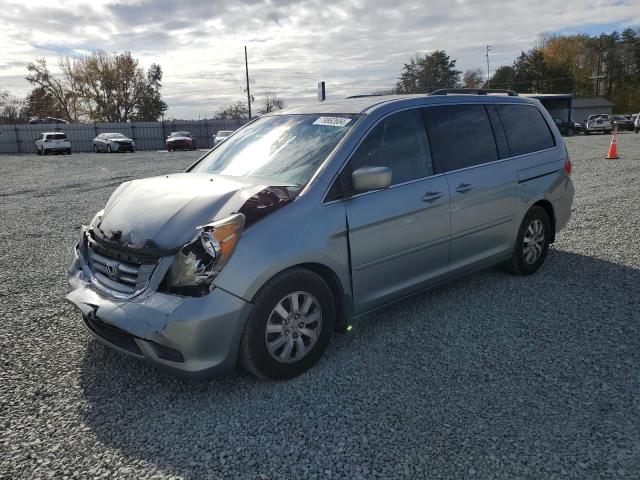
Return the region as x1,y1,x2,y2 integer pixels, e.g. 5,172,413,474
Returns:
215,102,249,120
396,50,461,93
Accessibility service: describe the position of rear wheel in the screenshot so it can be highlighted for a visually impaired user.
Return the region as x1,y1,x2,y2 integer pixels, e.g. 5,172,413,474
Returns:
107,145,112,153
94,145,98,153
239,268,335,380
504,206,551,276
566,127,575,137
37,146,43,155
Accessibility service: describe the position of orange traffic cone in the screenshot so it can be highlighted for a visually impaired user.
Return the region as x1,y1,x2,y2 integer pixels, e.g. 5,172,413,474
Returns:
606,129,619,159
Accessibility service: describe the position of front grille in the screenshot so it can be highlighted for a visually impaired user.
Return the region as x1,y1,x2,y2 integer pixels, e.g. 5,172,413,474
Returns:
83,315,143,355
87,240,158,298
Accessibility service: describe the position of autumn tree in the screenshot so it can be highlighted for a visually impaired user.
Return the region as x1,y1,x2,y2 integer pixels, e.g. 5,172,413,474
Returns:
26,58,78,121
22,87,66,119
463,68,484,89
26,51,166,122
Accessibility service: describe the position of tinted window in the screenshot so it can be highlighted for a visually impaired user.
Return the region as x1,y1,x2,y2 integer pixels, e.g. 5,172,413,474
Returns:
348,109,433,185
426,104,498,172
496,104,555,156
46,134,67,140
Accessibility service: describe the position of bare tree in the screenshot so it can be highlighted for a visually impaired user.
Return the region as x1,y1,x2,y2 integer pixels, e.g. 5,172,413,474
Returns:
463,68,485,89
259,93,285,114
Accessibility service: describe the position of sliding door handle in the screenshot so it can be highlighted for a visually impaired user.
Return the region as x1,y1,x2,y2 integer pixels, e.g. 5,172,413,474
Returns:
456,183,474,193
422,191,443,202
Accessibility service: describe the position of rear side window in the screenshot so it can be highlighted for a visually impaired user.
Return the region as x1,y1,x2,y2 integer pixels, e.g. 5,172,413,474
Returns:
495,104,555,156
425,104,498,172
348,109,433,185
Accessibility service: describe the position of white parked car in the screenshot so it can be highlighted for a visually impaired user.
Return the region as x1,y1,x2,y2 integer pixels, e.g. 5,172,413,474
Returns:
213,130,234,146
583,114,612,135
35,132,71,155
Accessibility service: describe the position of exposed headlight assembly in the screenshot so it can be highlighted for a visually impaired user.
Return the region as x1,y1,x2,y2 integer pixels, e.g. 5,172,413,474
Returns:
88,209,105,230
164,213,245,296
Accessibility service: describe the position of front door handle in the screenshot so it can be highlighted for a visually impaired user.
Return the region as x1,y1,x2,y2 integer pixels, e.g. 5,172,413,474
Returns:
456,182,474,193
422,191,443,202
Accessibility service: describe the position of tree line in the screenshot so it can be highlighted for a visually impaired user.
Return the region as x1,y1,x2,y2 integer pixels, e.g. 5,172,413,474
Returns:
394,28,640,112
0,50,285,124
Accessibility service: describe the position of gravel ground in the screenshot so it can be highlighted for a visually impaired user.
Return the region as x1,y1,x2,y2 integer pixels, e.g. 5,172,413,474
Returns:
1,135,639,480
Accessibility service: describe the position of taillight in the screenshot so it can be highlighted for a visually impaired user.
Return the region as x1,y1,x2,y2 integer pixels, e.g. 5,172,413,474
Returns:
564,157,572,176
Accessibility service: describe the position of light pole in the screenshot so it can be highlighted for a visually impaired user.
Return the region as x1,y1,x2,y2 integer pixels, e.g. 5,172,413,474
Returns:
245,46,252,119
486,45,491,89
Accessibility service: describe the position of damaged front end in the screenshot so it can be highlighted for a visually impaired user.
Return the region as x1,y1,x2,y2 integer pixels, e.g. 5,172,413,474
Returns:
66,177,294,378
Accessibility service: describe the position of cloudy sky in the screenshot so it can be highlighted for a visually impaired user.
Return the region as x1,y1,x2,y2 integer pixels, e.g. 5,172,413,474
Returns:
1,0,639,118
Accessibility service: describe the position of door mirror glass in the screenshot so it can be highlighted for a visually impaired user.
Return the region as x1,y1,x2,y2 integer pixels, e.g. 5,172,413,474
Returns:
352,166,392,192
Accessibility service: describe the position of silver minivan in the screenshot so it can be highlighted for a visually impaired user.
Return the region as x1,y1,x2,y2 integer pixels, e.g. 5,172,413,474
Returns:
67,90,574,380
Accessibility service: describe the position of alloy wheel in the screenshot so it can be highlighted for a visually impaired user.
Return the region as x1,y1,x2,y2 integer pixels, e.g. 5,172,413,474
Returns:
265,291,322,363
523,219,545,264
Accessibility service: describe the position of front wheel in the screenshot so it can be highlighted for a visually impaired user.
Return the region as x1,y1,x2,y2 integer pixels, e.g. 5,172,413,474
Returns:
239,268,335,380
566,127,575,137
107,145,112,153
504,206,551,276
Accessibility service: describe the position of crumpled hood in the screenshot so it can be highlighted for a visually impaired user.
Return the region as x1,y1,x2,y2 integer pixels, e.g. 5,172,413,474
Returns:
96,173,269,250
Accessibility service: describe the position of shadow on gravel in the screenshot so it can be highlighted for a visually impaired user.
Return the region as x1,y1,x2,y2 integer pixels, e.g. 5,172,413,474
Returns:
79,250,640,479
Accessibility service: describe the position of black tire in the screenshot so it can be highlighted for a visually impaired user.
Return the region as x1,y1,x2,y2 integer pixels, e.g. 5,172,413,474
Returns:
43,149,49,155
585,130,590,135
94,145,98,153
66,148,71,155
504,206,551,276
566,127,575,137
239,268,335,380
37,146,43,156
107,145,112,153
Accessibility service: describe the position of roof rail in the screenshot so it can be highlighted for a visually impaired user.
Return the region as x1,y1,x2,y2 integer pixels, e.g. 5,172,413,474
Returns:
429,88,519,97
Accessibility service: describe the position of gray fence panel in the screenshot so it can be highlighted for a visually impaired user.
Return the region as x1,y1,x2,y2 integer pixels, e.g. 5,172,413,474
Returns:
0,119,249,154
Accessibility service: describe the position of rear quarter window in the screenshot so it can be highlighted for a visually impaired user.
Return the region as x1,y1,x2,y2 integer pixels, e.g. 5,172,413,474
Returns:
496,104,556,157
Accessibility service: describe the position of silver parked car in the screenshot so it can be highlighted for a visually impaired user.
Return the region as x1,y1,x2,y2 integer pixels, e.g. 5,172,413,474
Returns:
213,130,234,146
67,90,574,380
93,133,135,153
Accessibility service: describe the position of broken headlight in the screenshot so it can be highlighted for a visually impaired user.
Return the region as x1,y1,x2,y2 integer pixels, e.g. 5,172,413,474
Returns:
164,213,245,295
88,209,105,230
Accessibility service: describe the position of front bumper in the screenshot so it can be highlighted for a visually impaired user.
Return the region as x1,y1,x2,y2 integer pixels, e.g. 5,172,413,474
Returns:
66,241,252,379
113,143,134,152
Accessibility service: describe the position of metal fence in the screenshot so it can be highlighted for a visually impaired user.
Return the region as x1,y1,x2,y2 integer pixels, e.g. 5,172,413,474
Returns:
0,119,248,154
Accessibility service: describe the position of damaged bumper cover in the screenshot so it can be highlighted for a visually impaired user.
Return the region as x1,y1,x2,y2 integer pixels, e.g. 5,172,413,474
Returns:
66,233,252,379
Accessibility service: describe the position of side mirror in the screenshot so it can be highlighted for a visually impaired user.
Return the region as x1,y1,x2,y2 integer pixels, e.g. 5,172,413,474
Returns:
351,166,392,193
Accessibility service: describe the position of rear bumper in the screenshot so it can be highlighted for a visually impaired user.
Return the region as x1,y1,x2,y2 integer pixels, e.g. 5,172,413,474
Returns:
66,246,252,379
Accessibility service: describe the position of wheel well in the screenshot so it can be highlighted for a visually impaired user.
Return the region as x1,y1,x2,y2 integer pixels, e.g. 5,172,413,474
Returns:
297,263,348,331
533,199,556,243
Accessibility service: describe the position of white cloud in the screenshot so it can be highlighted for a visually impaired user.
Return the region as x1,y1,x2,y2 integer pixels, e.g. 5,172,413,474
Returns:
1,0,639,118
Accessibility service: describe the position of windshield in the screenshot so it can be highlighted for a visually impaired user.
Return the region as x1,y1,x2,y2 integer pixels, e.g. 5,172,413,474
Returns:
192,114,360,186
107,133,125,139
217,131,233,136
171,132,190,137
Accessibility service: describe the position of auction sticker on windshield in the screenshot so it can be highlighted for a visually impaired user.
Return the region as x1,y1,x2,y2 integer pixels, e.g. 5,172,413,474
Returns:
313,117,352,127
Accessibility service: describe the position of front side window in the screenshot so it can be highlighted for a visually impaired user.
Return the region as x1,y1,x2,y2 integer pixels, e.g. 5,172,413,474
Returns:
192,114,359,186
426,104,498,172
496,104,556,157
347,109,433,185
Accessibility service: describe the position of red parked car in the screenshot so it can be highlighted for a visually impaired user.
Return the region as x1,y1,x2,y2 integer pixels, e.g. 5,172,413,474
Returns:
166,131,196,151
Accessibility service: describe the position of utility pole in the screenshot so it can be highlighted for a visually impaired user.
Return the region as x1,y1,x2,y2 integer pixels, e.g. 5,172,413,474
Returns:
486,45,491,89
245,45,252,119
